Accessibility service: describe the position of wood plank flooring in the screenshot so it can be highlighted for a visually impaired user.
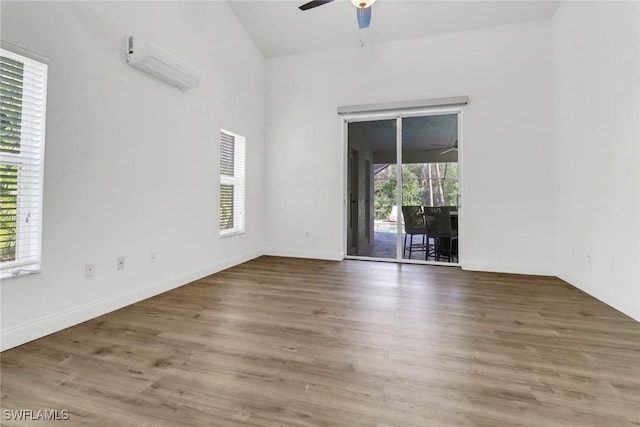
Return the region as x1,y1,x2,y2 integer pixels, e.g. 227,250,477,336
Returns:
2,256,640,426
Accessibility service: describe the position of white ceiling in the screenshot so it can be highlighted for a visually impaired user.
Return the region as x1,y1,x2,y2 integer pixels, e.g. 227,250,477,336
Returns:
227,0,560,58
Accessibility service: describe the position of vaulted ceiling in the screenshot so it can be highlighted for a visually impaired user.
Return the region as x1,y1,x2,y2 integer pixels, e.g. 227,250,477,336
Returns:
228,0,560,58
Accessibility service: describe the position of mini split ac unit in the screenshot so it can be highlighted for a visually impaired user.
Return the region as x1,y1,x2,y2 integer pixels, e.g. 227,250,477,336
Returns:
126,36,201,90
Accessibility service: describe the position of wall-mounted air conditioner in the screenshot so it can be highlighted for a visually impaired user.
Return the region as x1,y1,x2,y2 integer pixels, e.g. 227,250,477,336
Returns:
126,36,201,90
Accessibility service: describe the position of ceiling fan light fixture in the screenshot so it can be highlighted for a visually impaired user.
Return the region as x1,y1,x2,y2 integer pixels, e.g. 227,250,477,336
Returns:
298,0,375,29
350,0,376,8
356,6,372,28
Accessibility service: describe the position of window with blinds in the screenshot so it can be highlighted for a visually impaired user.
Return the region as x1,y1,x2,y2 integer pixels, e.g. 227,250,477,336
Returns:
219,129,245,236
1,48,48,278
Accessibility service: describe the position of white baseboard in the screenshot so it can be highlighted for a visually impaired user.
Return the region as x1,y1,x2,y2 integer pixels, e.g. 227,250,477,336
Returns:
557,271,640,322
263,247,343,261
0,250,263,351
462,261,554,276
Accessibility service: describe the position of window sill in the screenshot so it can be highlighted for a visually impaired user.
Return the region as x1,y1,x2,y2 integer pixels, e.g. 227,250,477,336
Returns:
220,230,245,238
1,268,41,281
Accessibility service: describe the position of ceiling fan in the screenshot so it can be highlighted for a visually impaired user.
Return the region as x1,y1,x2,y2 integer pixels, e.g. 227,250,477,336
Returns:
422,140,458,155
440,140,458,155
299,0,377,29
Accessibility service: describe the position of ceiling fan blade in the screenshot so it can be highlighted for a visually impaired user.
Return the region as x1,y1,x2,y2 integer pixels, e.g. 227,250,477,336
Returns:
356,6,372,29
299,0,334,11
439,140,458,154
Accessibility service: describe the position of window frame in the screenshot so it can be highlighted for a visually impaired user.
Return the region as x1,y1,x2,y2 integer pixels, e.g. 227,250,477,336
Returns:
0,46,48,279
219,129,245,237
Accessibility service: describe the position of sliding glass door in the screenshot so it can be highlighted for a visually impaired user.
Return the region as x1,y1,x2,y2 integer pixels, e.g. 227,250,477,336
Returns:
346,111,461,265
401,115,459,263
347,119,397,260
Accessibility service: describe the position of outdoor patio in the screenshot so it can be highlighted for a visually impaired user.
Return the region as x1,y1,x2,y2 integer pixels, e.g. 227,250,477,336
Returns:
351,229,457,263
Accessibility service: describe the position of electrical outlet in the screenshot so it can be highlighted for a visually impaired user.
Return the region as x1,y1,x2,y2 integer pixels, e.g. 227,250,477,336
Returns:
117,257,125,270
85,264,95,278
150,251,156,263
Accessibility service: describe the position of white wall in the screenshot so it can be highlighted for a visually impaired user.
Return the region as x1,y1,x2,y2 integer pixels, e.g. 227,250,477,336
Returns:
0,1,265,350
264,20,556,274
553,1,640,321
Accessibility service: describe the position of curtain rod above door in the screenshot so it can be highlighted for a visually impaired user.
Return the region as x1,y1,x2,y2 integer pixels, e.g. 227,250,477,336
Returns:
337,96,468,115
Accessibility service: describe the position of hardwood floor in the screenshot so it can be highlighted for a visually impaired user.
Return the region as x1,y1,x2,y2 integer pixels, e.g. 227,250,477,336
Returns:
2,256,639,426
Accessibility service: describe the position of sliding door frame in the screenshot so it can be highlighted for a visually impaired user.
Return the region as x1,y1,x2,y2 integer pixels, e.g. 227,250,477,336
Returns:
342,106,464,267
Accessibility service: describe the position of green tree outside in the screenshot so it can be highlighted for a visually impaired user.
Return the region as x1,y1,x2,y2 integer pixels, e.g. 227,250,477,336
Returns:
374,162,458,220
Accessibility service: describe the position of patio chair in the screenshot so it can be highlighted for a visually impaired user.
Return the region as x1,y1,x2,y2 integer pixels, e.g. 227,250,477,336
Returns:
401,206,427,259
424,206,458,262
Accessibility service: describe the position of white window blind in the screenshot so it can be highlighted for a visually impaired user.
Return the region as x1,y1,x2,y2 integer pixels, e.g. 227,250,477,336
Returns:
1,48,48,278
219,129,245,236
